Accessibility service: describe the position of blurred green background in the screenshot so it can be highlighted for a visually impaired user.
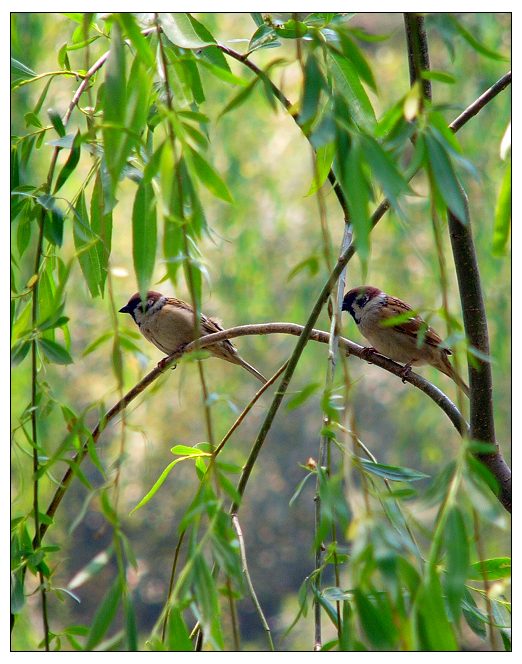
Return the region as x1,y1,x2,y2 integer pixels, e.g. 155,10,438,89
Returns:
11,13,510,650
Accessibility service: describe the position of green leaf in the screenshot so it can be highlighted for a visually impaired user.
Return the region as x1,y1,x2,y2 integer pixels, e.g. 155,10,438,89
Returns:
359,459,429,482
289,472,314,507
492,160,511,256
54,130,82,193
85,578,122,651
340,136,371,267
103,21,126,189
306,142,335,196
219,77,259,118
415,569,458,650
354,589,397,649
192,553,224,650
421,69,456,84
425,130,467,223
11,340,31,366
11,57,36,78
130,456,195,514
195,57,248,87
336,31,376,91
443,506,469,622
117,13,155,67
248,24,279,54
48,108,66,137
132,179,157,302
286,382,321,410
468,557,511,581
166,608,193,651
158,13,213,49
73,191,102,297
461,590,487,639
274,18,308,39
90,171,113,295
250,13,265,27
171,444,211,457
329,50,376,129
299,54,324,127
188,148,233,203
359,134,410,211
450,16,508,61
39,338,73,365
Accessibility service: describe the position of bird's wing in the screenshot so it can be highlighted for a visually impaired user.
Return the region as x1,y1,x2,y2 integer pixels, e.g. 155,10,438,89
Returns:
382,296,449,353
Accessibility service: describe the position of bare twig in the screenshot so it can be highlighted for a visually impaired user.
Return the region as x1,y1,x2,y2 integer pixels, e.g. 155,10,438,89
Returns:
232,516,275,651
449,71,512,133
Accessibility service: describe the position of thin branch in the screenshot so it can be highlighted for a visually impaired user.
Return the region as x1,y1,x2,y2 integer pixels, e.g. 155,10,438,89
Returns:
232,516,275,651
217,44,349,220
449,71,512,133
213,361,289,458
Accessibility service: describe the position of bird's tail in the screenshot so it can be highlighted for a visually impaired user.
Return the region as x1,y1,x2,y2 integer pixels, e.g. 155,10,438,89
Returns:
234,356,267,383
440,355,470,397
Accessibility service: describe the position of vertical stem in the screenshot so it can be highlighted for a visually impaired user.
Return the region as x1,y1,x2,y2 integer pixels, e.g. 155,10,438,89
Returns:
30,211,50,652
313,223,353,650
403,13,432,102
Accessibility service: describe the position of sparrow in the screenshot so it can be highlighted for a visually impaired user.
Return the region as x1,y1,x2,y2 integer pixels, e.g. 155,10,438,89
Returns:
342,286,469,396
119,291,267,383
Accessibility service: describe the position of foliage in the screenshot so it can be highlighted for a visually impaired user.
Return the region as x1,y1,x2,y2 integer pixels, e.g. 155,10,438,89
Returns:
11,12,511,652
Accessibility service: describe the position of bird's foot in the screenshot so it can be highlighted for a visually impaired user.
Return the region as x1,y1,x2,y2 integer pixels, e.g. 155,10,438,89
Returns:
158,356,177,371
360,346,378,364
157,344,188,371
399,363,413,383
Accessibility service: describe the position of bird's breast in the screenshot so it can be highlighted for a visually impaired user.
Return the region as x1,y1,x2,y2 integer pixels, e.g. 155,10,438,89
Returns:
140,305,196,354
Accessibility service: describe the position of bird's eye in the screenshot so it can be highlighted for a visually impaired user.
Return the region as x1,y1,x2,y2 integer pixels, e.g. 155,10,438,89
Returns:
357,295,368,307
147,299,154,308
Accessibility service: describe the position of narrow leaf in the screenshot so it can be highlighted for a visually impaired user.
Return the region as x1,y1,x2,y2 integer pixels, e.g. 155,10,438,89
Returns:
425,130,467,223
188,148,233,203
117,13,155,67
132,180,157,301
54,131,82,193
48,108,66,137
130,457,193,514
492,160,511,256
158,13,212,49
73,191,102,297
443,505,469,622
85,578,122,651
38,338,73,365
468,557,511,581
329,50,376,128
359,459,429,482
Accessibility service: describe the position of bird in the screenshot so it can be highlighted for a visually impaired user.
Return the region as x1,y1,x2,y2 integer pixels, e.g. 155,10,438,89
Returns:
342,285,469,396
119,291,267,383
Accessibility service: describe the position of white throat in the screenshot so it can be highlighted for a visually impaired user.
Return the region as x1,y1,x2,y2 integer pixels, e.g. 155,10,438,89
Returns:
354,292,385,324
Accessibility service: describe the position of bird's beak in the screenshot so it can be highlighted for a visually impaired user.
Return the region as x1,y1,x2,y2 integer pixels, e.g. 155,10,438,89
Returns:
119,304,132,314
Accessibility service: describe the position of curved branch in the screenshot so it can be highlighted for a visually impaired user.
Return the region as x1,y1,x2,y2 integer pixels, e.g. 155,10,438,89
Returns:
41,320,474,542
